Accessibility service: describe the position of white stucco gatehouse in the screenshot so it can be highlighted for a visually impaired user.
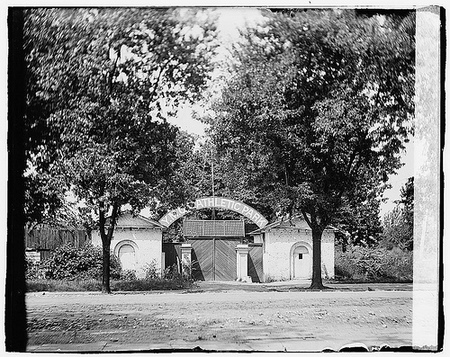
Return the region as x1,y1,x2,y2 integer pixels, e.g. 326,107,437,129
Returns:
92,212,164,278
249,216,335,281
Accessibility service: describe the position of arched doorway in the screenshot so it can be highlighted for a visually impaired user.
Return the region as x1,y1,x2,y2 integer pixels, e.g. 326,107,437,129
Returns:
115,240,138,271
290,242,312,279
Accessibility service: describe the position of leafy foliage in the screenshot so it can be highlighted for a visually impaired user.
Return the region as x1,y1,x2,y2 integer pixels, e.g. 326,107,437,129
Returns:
26,267,193,292
112,262,193,291
24,8,218,292
34,244,121,280
398,176,414,236
380,177,414,250
335,246,412,282
207,9,415,288
334,196,383,250
26,258,192,291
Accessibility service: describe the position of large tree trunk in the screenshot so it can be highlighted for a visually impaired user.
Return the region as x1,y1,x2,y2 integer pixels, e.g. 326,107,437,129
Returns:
102,241,111,293
99,201,119,294
310,226,326,289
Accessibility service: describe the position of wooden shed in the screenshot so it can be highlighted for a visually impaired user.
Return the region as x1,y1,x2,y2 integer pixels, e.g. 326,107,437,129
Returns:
25,224,89,261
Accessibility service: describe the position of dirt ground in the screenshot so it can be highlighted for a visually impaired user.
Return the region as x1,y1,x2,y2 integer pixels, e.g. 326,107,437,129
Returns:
26,282,413,352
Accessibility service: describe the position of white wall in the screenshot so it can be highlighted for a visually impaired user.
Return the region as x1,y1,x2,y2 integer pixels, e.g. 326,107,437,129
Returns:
321,229,335,279
263,228,335,281
92,228,163,278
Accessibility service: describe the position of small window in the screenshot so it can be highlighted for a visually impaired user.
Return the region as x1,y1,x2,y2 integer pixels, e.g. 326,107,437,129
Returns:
298,253,303,259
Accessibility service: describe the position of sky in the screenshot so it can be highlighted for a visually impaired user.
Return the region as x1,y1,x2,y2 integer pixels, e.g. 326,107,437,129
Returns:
167,7,414,218
167,7,264,137
380,141,414,215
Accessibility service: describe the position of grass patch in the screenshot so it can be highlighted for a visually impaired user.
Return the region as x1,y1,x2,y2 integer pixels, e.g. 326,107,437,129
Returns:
112,278,193,291
27,277,193,293
27,279,102,292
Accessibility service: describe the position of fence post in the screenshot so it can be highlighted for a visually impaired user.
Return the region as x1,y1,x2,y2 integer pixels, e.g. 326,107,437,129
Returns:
236,244,252,282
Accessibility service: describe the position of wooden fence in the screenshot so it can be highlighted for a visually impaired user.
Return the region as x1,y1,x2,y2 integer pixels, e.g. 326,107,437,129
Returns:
25,226,90,260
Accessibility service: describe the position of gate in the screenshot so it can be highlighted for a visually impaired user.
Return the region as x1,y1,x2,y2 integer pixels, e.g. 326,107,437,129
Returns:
248,243,264,283
189,237,240,281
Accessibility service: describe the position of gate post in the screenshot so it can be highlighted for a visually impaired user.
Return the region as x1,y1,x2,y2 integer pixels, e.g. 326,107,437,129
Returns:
236,244,252,282
180,243,192,278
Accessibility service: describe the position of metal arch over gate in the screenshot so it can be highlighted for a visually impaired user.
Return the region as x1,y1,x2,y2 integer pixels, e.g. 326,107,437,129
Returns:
158,197,268,229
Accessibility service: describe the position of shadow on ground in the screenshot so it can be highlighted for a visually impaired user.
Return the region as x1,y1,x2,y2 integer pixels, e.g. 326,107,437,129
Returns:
190,280,413,293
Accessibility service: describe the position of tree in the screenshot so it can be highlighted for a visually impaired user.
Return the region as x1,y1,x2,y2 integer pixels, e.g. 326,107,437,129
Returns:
208,9,414,289
170,137,277,220
24,8,218,293
380,177,414,251
334,196,383,251
398,176,414,235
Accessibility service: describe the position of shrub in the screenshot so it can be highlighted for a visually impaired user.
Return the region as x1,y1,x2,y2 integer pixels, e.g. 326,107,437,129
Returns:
335,246,413,282
26,272,193,292
112,263,193,291
120,269,138,281
26,258,47,280
143,260,160,280
41,243,122,280
162,264,184,280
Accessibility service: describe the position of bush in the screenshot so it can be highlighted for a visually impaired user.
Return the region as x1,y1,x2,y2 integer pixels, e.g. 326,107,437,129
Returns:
27,262,193,292
26,258,47,280
335,246,413,282
112,263,193,291
120,269,138,281
38,243,122,280
25,249,194,292
143,260,160,280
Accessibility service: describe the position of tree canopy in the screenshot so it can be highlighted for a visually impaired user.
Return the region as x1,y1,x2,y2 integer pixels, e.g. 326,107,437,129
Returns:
24,8,218,292
24,8,218,221
207,9,415,288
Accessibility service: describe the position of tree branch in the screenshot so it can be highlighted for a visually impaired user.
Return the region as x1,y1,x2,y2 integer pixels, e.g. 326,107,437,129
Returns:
148,55,174,105
98,201,107,243
107,201,120,241
108,52,120,96
345,149,357,177
301,209,313,228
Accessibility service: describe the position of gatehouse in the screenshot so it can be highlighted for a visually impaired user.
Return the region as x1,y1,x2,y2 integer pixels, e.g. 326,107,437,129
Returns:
93,197,335,282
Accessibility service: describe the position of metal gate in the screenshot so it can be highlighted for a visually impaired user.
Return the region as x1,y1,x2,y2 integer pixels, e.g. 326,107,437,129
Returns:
189,237,240,281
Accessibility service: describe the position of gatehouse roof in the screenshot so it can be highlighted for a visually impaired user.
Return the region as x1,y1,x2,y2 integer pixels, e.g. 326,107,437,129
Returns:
107,211,165,229
249,215,336,235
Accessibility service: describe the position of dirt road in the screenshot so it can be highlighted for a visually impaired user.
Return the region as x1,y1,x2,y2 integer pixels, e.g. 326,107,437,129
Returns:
26,285,412,352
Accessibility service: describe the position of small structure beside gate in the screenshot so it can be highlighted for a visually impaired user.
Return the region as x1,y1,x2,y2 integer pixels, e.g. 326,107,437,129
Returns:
92,211,165,278
249,216,335,281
